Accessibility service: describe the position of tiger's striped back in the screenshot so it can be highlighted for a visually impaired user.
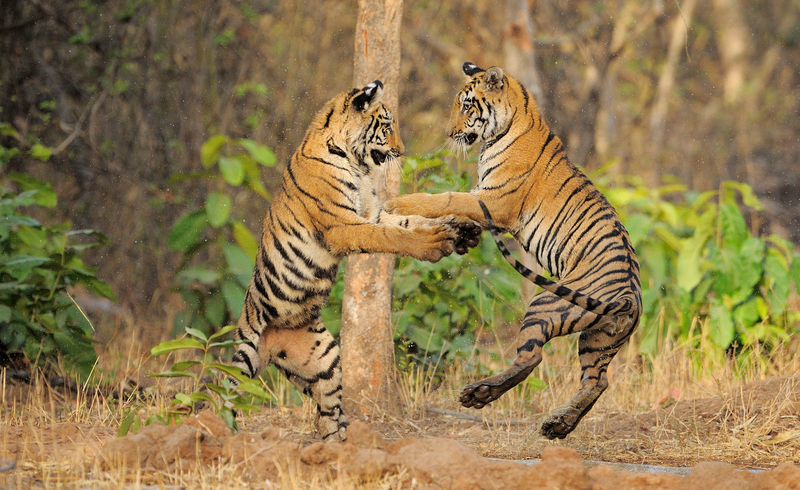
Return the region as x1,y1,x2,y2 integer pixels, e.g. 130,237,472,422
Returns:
476,199,636,317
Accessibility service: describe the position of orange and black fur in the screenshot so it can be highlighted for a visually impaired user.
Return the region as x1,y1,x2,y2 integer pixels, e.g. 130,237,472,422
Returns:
231,81,480,442
384,63,641,439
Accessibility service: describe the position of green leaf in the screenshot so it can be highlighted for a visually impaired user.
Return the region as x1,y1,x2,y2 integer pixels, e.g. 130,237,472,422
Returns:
118,411,137,437
168,210,208,250
209,324,239,341
209,363,249,382
676,231,710,292
0,305,12,323
719,203,748,248
791,254,800,292
219,156,245,186
175,393,193,406
763,249,790,316
231,222,259,260
150,337,206,356
723,181,764,211
16,225,48,249
184,327,208,342
148,371,196,378
171,360,202,372
223,243,254,284
204,290,226,327
236,379,272,400
219,409,238,433
237,139,277,166
209,339,240,348
2,254,52,280
84,277,117,301
205,192,232,228
177,266,220,285
733,298,760,331
8,173,57,208
709,304,735,348
711,239,764,302
0,215,40,227
201,135,228,168
221,279,246,315
29,144,52,161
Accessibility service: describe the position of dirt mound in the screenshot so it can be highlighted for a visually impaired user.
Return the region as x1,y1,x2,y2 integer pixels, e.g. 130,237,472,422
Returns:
93,410,800,489
591,375,800,442
1,422,115,464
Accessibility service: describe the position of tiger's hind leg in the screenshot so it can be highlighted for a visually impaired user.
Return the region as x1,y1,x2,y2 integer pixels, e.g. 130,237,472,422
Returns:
231,319,346,441
459,292,567,409
242,320,346,442
540,315,637,440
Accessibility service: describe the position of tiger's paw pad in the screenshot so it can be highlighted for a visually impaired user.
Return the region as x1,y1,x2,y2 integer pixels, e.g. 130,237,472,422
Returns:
449,219,482,255
458,381,506,408
540,409,579,440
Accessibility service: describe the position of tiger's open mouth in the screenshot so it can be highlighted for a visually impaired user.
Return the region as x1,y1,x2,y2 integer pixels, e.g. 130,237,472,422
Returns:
371,149,389,165
452,131,479,147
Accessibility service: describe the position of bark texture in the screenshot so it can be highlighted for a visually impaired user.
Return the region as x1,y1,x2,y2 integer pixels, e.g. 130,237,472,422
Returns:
341,0,403,418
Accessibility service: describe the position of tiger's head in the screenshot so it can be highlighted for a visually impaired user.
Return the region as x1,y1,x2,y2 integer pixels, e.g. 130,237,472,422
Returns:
447,62,516,152
313,80,404,173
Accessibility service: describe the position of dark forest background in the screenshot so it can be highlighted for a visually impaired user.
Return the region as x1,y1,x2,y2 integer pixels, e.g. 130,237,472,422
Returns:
2,0,799,323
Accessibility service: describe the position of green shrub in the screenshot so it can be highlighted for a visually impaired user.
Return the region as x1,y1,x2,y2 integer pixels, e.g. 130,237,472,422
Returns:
167,135,276,337
0,136,115,379
594,169,800,356
391,153,523,368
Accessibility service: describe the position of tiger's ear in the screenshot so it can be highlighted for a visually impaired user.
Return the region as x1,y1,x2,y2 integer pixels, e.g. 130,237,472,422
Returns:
462,62,485,77
351,80,384,112
484,67,504,91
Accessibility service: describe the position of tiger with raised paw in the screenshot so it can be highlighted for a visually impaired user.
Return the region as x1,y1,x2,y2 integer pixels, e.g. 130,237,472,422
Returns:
384,63,642,440
231,80,481,442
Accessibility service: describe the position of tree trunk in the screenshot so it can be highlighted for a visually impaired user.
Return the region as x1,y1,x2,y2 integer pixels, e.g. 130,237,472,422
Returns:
340,0,403,419
502,0,545,115
502,0,543,303
648,0,698,150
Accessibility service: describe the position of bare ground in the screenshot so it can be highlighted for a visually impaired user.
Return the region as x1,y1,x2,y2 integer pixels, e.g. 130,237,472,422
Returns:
1,375,799,489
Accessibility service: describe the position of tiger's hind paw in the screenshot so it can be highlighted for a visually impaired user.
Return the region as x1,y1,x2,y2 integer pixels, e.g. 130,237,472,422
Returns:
459,362,535,409
458,377,513,409
540,407,580,440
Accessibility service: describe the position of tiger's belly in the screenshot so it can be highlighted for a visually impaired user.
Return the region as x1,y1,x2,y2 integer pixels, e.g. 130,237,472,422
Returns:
255,233,342,330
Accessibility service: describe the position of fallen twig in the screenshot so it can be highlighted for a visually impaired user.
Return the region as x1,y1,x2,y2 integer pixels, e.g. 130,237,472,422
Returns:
425,406,533,426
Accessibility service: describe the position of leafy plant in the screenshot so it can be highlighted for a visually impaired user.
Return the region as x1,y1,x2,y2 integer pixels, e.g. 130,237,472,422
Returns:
337,152,524,371
0,138,116,379
594,169,800,357
168,135,276,337
119,325,273,436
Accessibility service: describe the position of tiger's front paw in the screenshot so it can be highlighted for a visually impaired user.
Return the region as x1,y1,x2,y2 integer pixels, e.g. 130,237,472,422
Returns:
446,217,482,255
407,223,456,263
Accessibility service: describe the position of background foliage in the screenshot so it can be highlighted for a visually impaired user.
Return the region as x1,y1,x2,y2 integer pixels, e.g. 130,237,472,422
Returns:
0,134,114,379
2,0,799,317
1,1,799,378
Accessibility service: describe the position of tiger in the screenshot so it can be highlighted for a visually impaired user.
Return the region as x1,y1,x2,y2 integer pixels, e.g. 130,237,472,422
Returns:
383,62,642,440
230,80,481,443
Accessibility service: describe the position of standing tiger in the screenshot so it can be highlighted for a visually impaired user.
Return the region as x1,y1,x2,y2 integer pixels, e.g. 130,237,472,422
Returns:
384,63,642,440
231,80,481,442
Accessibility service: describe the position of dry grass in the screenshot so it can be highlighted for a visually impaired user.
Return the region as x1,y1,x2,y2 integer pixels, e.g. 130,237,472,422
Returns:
1,313,799,488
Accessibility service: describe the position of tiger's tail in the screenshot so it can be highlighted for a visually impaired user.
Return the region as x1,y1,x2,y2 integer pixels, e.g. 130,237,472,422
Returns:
477,199,635,316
